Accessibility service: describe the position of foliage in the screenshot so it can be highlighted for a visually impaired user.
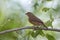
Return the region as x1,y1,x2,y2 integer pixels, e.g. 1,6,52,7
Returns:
31,30,45,38
0,0,60,40
46,34,56,40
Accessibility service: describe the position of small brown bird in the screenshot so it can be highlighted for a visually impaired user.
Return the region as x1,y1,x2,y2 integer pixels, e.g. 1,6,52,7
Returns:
26,12,47,28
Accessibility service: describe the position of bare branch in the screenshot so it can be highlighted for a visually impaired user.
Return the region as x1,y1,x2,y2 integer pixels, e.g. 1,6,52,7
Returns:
0,26,60,34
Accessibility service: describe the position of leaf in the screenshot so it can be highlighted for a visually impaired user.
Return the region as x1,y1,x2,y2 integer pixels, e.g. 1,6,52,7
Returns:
45,13,54,28
46,34,56,40
30,30,45,38
50,13,54,21
0,10,5,25
34,3,38,9
46,0,52,1
30,31,38,38
39,30,45,36
42,8,50,12
45,20,52,27
30,30,40,38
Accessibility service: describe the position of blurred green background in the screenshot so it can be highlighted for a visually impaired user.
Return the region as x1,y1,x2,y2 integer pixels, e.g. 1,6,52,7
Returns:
0,0,60,40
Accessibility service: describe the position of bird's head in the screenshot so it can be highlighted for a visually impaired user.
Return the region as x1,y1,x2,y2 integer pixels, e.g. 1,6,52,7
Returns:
26,12,34,16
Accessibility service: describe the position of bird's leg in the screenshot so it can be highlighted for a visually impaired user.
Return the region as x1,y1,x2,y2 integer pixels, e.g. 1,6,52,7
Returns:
39,25,48,29
32,25,39,33
33,25,39,30
39,25,42,28
39,25,46,29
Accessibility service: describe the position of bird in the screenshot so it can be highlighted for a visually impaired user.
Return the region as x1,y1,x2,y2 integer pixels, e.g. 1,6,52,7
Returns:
26,12,47,29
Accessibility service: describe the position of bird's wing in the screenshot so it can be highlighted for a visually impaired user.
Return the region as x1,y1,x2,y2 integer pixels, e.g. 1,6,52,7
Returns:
30,18,47,27
30,17,43,23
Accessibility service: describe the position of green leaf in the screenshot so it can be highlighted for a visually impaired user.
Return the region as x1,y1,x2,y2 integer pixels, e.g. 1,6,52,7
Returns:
30,31,38,38
45,13,54,28
39,30,45,36
0,32,18,40
42,8,50,12
46,0,52,1
30,30,45,38
34,3,38,9
30,30,40,38
45,20,52,27
50,13,54,22
46,34,55,40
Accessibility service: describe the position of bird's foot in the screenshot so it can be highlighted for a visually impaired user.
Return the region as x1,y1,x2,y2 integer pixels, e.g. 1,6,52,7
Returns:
39,25,48,29
33,26,39,30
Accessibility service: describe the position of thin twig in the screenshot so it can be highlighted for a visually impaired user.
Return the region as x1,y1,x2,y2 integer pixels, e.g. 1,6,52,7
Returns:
0,26,60,34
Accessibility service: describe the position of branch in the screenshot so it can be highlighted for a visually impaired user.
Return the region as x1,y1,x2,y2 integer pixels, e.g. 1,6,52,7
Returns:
0,26,60,34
